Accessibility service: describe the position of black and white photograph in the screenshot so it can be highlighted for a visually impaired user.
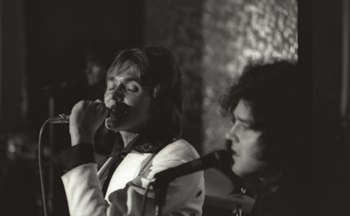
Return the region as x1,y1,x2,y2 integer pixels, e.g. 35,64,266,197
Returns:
0,0,348,216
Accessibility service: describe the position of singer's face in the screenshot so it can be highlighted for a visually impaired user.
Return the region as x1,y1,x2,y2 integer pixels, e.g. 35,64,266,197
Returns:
225,99,267,179
104,61,152,132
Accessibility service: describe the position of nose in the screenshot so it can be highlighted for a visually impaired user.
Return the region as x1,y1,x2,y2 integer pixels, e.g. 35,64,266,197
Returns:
225,125,239,144
111,88,124,102
105,85,125,104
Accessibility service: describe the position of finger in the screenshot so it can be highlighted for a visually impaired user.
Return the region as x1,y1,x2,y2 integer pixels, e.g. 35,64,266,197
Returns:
72,100,87,113
94,101,106,110
94,102,108,117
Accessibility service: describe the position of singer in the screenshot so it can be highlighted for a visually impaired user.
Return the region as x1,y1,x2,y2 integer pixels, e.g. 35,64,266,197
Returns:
220,61,302,216
60,47,204,216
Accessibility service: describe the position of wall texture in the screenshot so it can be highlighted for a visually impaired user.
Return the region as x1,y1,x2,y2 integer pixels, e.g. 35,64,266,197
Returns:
144,0,297,153
202,0,297,153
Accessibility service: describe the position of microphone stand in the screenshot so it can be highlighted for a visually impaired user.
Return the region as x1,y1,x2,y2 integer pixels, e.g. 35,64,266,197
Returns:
47,92,55,215
42,86,59,215
152,150,229,216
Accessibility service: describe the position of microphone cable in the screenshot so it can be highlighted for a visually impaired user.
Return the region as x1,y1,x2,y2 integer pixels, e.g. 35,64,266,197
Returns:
141,181,154,216
37,119,50,216
37,113,70,216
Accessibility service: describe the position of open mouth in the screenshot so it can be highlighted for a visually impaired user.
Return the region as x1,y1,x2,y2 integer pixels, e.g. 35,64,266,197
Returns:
231,149,239,158
108,102,131,120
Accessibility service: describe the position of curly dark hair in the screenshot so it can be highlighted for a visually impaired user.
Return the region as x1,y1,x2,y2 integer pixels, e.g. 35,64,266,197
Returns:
221,61,300,171
107,47,183,141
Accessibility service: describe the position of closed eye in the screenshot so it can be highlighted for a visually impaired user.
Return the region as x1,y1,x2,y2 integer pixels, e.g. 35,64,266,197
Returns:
125,81,141,93
232,115,251,130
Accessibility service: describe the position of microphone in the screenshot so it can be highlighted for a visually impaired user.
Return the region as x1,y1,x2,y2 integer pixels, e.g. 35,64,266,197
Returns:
46,107,114,124
46,103,125,124
153,150,232,207
47,114,70,123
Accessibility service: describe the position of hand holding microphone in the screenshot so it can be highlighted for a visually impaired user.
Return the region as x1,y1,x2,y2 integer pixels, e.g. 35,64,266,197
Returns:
47,100,131,146
69,100,108,146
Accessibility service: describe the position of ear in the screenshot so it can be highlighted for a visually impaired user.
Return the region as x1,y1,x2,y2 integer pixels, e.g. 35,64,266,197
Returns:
153,84,160,98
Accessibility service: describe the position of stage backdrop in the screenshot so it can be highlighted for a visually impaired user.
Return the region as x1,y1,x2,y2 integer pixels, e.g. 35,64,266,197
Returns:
144,0,297,153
